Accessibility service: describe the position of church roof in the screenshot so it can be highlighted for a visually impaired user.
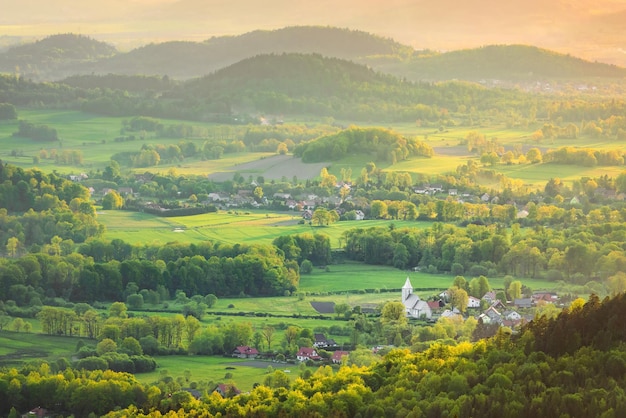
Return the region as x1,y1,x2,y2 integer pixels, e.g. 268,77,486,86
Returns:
403,277,412,289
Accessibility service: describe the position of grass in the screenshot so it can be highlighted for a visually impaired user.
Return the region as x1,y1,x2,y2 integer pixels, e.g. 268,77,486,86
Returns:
98,209,433,248
134,355,312,392
0,331,81,368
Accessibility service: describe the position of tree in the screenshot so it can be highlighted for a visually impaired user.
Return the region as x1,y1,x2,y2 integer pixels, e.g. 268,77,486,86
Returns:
109,302,128,318
607,272,626,295
205,294,218,308
448,286,469,313
97,338,118,355
6,237,19,258
526,148,542,163
0,103,17,120
334,303,351,319
261,325,276,350
507,281,522,300
253,186,264,202
381,301,407,325
370,200,388,219
102,190,124,210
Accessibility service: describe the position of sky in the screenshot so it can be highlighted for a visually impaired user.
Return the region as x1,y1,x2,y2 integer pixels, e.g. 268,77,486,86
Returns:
2,0,626,65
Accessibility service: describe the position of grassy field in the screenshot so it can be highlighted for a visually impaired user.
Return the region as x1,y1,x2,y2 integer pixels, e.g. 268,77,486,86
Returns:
134,355,313,392
0,331,80,368
98,209,432,248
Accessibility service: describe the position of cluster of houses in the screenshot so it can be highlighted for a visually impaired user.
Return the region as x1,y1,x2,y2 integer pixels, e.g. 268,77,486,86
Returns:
402,277,558,328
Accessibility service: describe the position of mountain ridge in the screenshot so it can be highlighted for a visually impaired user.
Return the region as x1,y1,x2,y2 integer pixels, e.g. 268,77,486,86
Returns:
0,27,624,84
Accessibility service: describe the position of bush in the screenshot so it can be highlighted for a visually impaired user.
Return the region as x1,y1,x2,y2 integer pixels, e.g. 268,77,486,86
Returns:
76,356,108,371
126,294,144,309
300,260,313,274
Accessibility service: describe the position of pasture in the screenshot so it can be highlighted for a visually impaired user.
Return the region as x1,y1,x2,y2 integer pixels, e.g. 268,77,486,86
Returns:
98,209,432,248
0,331,80,368
3,109,626,188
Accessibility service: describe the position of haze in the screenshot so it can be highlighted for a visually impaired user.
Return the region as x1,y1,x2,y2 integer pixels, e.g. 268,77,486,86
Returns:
2,0,626,66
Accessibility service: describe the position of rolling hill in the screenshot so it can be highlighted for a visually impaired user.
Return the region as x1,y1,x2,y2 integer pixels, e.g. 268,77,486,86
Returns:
1,27,625,85
394,44,626,81
0,34,117,80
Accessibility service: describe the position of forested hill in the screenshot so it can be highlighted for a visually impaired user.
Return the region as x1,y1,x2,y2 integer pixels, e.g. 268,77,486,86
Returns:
3,28,625,84
0,54,531,122
0,34,117,80
173,53,524,121
89,26,413,80
0,27,411,81
396,44,626,81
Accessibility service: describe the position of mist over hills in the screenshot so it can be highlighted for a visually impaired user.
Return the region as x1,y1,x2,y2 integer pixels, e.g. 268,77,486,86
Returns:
3,0,626,66
1,27,625,85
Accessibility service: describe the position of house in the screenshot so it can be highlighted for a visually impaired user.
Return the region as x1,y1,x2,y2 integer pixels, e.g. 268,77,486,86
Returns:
482,306,503,324
232,346,259,359
427,300,444,312
214,383,241,398
448,189,458,196
273,192,292,200
440,309,463,320
118,187,134,196
490,300,507,311
503,310,522,321
314,334,329,348
208,192,230,202
514,298,533,309
331,351,350,364
482,291,498,304
297,347,321,362
481,193,490,202
467,296,481,309
533,292,559,304
313,334,337,348
354,210,365,220
402,278,432,319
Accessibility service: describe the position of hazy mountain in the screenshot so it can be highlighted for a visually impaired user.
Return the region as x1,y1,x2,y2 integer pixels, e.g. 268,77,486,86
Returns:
2,0,626,66
77,27,412,80
0,34,117,79
2,27,623,84
393,45,626,81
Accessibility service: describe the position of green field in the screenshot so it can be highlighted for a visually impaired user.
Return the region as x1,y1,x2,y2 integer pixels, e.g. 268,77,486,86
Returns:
3,109,626,188
98,209,432,248
134,355,313,392
0,331,80,368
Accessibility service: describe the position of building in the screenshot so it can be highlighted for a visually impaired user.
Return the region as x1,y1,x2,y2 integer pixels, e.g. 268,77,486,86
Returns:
402,278,432,319
232,346,259,359
296,347,321,362
331,351,350,364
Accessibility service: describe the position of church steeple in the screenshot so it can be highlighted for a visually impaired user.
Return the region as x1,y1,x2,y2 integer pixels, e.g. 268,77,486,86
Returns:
402,277,413,301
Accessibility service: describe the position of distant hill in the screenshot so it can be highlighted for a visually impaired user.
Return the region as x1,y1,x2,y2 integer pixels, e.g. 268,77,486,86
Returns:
0,34,116,79
81,26,412,79
392,45,626,81
170,53,521,122
1,28,625,85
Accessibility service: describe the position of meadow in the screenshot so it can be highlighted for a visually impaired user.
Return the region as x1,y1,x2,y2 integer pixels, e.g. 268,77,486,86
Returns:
97,209,431,248
3,109,626,188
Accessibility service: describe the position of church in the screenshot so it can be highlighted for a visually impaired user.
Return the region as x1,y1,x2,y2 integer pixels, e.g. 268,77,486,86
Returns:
402,277,432,319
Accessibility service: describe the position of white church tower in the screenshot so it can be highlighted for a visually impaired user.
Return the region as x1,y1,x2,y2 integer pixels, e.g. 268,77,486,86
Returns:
402,277,415,302
401,277,432,319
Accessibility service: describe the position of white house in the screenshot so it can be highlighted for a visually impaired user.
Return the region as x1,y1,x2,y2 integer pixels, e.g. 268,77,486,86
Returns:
467,296,481,308
402,278,432,319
